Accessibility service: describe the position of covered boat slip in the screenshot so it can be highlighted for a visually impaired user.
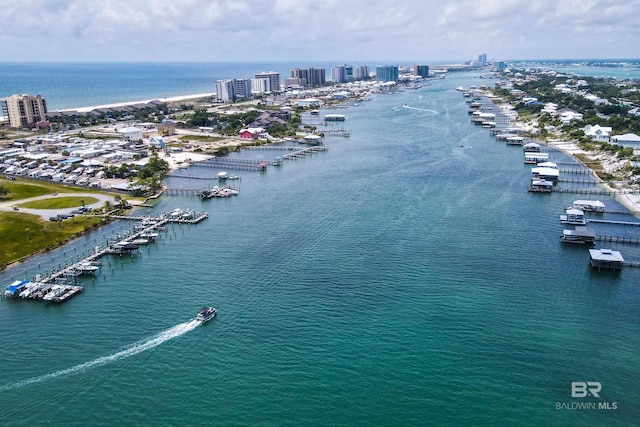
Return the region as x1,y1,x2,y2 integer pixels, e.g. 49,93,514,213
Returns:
528,179,553,192
562,226,596,244
524,152,549,164
571,199,605,213
531,166,559,183
523,142,541,152
589,248,625,271
506,136,525,145
560,208,586,225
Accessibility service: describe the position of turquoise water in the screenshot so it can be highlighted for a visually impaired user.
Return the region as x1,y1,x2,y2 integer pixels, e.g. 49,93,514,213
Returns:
1,71,640,426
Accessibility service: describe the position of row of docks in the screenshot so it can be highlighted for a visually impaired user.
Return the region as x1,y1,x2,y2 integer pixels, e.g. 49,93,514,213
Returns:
193,158,268,171
2,209,208,303
462,90,640,270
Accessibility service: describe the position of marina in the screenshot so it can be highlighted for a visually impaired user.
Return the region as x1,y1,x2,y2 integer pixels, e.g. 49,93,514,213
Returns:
3,209,208,303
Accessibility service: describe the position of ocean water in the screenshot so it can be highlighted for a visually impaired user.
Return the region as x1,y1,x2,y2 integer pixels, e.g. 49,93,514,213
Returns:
1,68,640,426
0,61,417,111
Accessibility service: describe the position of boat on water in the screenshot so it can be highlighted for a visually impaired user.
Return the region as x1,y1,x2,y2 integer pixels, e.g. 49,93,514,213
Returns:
197,306,217,322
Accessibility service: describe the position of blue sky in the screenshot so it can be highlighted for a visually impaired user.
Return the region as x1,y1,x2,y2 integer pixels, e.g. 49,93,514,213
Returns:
1,0,638,62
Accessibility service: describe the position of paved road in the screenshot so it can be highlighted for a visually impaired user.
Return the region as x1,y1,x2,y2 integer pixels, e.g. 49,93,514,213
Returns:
0,192,116,220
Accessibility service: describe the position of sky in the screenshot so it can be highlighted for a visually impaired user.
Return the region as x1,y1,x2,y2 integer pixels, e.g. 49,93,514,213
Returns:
0,0,639,63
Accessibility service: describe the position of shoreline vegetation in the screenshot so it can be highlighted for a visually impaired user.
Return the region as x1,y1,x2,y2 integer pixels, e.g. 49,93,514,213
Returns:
2,66,639,272
481,68,640,212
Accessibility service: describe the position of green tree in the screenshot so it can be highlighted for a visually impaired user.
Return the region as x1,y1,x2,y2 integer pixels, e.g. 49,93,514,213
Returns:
188,108,212,127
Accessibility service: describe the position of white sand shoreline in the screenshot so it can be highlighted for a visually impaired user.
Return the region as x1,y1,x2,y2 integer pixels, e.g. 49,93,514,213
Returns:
544,140,640,213
60,93,213,113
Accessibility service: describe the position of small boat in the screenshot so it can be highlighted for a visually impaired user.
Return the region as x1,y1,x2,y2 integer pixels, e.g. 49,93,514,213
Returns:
197,306,217,322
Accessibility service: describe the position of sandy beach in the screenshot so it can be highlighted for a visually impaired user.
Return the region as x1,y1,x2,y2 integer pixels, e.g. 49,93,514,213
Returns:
63,93,213,113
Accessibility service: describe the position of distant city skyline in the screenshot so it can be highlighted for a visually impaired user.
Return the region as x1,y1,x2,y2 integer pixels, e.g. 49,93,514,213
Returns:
0,0,638,63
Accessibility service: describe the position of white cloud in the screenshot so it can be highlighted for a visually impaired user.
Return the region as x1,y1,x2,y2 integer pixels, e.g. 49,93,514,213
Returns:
0,0,638,61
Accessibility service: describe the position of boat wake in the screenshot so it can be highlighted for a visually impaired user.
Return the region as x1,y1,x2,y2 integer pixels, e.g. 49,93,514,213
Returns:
0,319,201,392
401,105,439,115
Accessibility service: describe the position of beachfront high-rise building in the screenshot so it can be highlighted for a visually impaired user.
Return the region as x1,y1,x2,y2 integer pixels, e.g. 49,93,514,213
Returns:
251,77,271,94
234,79,252,99
215,80,236,102
1,94,48,128
345,65,353,82
375,65,399,82
413,65,430,78
291,67,326,87
309,68,325,86
478,53,487,65
254,72,280,93
354,65,370,80
332,65,347,83
216,79,253,102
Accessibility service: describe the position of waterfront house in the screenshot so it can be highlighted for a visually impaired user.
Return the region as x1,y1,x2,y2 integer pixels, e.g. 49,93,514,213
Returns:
562,226,596,244
557,108,583,124
610,133,640,148
239,127,264,139
583,124,612,143
588,248,624,271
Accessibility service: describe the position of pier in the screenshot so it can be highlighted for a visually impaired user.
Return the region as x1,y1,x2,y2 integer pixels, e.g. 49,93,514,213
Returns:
595,235,640,245
586,218,640,226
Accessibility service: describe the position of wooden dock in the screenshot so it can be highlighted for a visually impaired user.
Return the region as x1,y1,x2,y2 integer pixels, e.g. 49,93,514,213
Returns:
586,218,640,226
595,235,640,245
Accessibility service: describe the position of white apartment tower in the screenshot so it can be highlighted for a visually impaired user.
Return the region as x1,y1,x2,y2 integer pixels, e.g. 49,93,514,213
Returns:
254,72,280,93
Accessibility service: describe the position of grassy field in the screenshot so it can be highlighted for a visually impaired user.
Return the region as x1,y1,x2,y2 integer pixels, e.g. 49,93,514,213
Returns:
0,211,107,269
0,177,138,270
0,177,109,201
19,196,100,209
